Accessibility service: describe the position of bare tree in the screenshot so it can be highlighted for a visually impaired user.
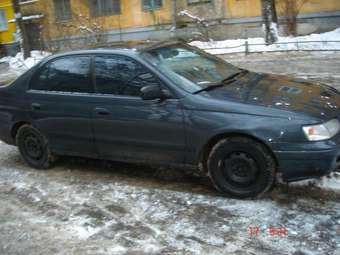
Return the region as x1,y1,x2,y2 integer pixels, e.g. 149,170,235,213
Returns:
52,12,108,50
277,0,308,36
73,12,107,46
12,0,30,58
178,10,210,41
262,0,278,45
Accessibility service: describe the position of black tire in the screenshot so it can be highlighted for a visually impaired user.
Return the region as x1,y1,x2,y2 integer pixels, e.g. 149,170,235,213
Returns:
207,137,276,198
16,124,56,169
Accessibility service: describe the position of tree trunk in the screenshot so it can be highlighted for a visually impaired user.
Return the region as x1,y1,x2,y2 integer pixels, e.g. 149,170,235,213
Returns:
262,0,278,45
12,0,30,59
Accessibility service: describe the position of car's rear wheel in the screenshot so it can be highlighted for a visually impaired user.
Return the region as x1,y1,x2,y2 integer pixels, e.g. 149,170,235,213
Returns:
207,137,276,198
16,125,56,169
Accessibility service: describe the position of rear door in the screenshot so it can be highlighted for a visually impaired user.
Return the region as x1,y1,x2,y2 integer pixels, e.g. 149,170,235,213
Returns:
27,55,96,157
92,54,186,164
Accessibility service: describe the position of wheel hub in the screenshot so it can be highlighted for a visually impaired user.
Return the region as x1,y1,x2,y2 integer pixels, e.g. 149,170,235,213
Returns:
24,135,43,159
222,152,258,184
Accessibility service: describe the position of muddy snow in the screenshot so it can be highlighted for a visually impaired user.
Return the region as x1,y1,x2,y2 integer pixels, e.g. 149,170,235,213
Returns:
0,51,340,254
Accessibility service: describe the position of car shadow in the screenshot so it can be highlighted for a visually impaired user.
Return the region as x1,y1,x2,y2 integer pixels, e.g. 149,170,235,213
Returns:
54,155,222,197
55,156,340,202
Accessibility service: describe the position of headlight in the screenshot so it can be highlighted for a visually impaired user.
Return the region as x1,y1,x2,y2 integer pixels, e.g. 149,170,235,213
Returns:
303,119,340,141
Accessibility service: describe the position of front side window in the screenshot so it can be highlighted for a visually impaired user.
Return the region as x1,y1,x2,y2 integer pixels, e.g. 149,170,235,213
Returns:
141,44,240,93
53,0,72,21
88,0,121,17
95,55,160,97
30,56,93,93
142,0,162,11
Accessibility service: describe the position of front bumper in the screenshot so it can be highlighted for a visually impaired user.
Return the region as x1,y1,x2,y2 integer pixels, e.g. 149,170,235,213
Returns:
274,144,340,181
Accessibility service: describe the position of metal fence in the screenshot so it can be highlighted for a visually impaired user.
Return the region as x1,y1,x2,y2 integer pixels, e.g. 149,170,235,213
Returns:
199,40,340,55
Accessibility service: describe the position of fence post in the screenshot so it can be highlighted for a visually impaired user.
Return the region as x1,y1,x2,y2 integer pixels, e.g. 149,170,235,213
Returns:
245,40,249,55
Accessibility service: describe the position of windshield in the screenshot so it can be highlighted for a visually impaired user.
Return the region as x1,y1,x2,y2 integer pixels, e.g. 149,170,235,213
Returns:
140,44,240,93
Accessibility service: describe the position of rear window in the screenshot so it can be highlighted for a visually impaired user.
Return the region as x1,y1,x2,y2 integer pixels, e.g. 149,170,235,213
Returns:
30,56,93,93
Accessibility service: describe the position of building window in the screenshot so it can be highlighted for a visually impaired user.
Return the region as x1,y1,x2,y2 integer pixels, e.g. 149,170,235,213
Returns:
88,0,121,17
187,0,211,4
53,0,72,21
142,0,163,11
0,9,7,32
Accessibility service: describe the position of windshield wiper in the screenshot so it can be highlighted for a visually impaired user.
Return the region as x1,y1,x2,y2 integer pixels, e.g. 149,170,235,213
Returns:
192,79,235,94
193,69,248,94
221,69,248,83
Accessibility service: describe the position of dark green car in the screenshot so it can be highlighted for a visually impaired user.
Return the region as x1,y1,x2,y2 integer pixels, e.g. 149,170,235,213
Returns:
0,42,339,198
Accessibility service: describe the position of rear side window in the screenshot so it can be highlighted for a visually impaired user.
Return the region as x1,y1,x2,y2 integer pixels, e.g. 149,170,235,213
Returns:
94,55,161,97
30,56,93,93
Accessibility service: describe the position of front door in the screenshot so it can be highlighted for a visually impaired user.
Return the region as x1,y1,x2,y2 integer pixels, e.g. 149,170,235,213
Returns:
92,55,186,164
28,55,96,157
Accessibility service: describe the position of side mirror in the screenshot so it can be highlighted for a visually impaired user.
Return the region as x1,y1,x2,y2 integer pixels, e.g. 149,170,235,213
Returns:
141,85,171,100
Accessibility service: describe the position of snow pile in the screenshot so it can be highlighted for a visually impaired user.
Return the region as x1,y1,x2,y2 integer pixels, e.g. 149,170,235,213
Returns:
190,28,340,54
0,51,51,72
291,172,340,192
318,173,340,191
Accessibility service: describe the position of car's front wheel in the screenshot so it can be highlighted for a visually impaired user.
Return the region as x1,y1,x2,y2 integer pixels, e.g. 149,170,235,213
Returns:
207,137,276,198
16,124,56,169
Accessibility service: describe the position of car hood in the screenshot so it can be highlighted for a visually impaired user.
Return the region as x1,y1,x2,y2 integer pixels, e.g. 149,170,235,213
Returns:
198,72,340,120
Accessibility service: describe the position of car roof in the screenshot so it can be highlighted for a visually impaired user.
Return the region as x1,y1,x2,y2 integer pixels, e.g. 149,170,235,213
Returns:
48,48,138,59
46,40,187,60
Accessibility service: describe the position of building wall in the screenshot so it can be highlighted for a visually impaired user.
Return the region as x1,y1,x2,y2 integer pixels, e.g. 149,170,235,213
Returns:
0,0,16,44
16,0,340,50
294,0,340,14
224,0,340,18
28,0,174,41
177,0,226,22
225,0,261,18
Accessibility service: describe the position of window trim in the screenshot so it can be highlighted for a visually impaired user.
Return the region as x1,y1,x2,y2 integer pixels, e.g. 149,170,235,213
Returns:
187,0,212,5
28,54,95,94
19,0,39,5
141,0,163,12
28,53,178,99
53,0,72,22
88,0,121,17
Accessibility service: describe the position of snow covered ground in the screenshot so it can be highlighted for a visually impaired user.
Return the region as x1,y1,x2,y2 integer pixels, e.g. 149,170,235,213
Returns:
0,142,339,255
191,28,340,55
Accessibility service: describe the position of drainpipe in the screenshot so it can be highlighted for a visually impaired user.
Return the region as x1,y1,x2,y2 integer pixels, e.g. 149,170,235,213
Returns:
171,0,177,30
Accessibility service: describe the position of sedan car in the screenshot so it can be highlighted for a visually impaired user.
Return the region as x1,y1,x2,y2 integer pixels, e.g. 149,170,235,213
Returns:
0,42,339,198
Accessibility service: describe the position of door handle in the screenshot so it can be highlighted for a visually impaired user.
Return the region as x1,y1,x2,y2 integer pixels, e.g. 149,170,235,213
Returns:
95,107,110,116
31,103,41,110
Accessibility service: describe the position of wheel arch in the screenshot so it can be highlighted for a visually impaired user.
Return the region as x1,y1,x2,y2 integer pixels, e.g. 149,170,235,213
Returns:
198,132,279,174
11,121,31,143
